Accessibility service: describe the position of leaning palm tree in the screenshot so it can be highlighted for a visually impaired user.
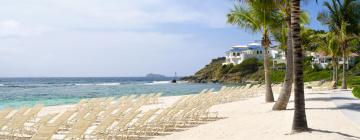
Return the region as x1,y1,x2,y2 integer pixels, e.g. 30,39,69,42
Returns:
291,0,308,132
315,31,340,89
227,1,281,102
271,0,293,110
272,9,309,110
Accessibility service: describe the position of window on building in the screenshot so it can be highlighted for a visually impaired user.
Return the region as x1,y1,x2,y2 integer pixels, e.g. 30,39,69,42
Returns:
237,53,240,56
256,51,259,54
320,58,325,63
260,51,262,54
233,53,236,56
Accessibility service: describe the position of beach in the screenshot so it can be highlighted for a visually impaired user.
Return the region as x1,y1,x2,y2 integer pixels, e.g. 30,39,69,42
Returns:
154,90,360,140
0,0,359,139
26,89,360,140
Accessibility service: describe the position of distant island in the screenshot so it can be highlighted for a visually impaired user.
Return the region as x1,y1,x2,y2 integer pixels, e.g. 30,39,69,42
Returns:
145,73,168,78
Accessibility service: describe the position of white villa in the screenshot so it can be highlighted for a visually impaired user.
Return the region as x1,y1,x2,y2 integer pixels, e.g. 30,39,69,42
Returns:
223,43,359,69
309,52,359,69
222,43,285,65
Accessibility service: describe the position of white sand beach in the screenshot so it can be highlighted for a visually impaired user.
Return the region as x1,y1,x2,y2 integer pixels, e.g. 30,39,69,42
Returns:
30,89,360,140
154,90,360,140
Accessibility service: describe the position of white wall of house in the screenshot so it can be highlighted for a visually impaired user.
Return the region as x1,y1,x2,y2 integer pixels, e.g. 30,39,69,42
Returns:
269,49,286,60
223,43,284,65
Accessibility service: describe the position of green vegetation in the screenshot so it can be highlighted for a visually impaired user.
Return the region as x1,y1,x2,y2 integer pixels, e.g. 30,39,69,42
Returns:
221,0,360,132
183,56,360,86
189,57,225,83
348,77,360,88
227,0,281,102
303,56,332,82
352,87,360,99
228,58,260,76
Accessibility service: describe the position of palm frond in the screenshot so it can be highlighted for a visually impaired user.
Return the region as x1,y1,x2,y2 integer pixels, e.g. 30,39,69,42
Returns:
227,4,261,33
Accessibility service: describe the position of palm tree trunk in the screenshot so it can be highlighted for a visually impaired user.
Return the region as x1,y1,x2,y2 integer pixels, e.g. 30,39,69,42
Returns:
264,46,274,102
332,58,337,89
291,0,308,132
262,31,274,103
341,51,347,89
273,17,293,110
335,59,338,87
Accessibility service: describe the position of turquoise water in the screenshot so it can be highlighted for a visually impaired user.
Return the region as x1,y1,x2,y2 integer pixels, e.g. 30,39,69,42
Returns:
0,77,222,109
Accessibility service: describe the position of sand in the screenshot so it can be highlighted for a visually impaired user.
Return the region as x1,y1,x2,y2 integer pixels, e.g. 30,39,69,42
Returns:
36,90,360,140
153,90,360,140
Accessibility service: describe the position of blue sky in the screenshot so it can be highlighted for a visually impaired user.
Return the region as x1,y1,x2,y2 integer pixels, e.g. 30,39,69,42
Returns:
0,0,328,77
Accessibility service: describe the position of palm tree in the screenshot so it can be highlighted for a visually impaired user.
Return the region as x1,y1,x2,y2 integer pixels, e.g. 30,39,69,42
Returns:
317,0,360,89
317,0,360,35
227,1,281,102
271,0,293,110
300,28,326,52
336,21,359,89
291,0,308,132
272,9,309,110
315,31,340,89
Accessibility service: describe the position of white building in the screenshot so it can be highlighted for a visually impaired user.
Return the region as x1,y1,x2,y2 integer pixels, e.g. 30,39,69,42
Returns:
310,52,358,69
223,43,285,65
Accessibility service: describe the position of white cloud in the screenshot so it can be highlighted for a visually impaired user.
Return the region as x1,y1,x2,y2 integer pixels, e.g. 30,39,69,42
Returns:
0,29,217,77
0,0,237,77
0,20,19,29
0,20,54,38
0,0,230,30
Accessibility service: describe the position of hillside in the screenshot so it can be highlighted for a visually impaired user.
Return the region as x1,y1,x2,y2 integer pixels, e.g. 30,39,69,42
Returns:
182,57,268,83
182,56,360,86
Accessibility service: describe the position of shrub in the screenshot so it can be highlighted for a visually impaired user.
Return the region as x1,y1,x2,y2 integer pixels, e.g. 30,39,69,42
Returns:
352,87,360,99
221,64,233,74
274,63,286,70
228,58,259,76
270,70,285,83
348,76,360,87
304,70,331,82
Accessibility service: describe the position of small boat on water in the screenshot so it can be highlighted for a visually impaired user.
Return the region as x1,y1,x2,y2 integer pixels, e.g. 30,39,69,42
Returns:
171,72,177,83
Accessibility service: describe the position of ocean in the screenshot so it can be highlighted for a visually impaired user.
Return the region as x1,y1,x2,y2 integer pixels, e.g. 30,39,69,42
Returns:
0,77,222,109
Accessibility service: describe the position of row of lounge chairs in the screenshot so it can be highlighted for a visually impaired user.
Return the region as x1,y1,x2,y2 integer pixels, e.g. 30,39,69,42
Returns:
0,93,162,139
0,84,276,139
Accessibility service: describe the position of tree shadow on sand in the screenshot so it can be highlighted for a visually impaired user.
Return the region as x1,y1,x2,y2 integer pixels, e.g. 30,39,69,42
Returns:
305,96,358,102
309,128,360,140
290,93,357,102
287,94,360,112
287,103,360,112
133,116,229,140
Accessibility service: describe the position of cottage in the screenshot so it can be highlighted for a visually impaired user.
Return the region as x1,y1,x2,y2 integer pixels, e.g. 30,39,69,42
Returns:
310,52,358,69
223,43,285,65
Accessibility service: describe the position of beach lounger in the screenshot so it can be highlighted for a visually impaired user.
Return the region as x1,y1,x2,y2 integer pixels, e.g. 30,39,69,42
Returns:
30,110,76,140
0,109,12,119
109,110,141,138
126,108,160,137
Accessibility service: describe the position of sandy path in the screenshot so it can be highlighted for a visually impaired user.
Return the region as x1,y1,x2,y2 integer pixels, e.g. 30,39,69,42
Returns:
153,91,360,140
330,90,360,127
